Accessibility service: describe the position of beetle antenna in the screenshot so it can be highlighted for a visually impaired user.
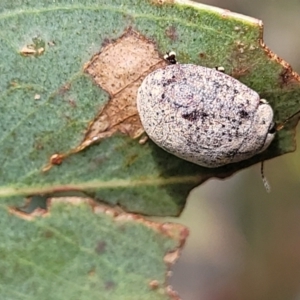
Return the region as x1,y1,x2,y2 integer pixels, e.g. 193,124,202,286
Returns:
275,108,300,131
261,161,271,193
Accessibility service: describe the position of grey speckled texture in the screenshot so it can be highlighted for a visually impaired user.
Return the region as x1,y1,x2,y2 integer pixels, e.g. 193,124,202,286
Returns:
137,64,275,167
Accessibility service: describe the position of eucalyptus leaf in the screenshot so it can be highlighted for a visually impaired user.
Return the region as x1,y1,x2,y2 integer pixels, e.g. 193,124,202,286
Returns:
0,198,186,300
0,0,299,216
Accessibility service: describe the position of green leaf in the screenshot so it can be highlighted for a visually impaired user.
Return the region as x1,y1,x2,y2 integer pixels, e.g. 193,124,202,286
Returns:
0,0,299,216
0,197,187,300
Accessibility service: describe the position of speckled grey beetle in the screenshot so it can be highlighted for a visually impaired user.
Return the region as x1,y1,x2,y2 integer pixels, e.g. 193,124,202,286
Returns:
137,54,278,168
137,52,300,170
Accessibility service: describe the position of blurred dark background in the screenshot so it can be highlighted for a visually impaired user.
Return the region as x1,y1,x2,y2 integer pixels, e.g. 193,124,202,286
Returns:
167,0,300,299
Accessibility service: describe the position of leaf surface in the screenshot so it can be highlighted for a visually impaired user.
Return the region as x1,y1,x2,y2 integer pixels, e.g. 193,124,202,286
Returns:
0,197,186,300
0,0,299,215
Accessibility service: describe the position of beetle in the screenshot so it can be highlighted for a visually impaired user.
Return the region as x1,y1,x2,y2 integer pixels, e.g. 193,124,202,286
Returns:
137,53,279,168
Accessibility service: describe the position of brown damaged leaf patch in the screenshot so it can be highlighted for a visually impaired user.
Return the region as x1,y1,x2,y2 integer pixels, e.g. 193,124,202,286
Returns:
165,25,178,41
20,36,46,57
84,29,166,143
260,40,300,86
9,195,189,245
279,66,300,87
10,195,189,249
44,29,166,170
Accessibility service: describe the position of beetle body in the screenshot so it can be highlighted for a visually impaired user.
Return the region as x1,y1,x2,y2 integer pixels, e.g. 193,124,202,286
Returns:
137,64,275,167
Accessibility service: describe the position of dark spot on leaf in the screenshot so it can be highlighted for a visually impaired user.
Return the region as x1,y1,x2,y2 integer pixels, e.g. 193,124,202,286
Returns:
58,83,71,95
47,40,56,47
230,66,250,79
118,224,126,232
95,241,106,254
88,268,96,276
279,67,298,86
68,99,77,108
101,37,113,47
165,25,178,41
105,281,116,290
124,153,139,168
43,230,54,238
